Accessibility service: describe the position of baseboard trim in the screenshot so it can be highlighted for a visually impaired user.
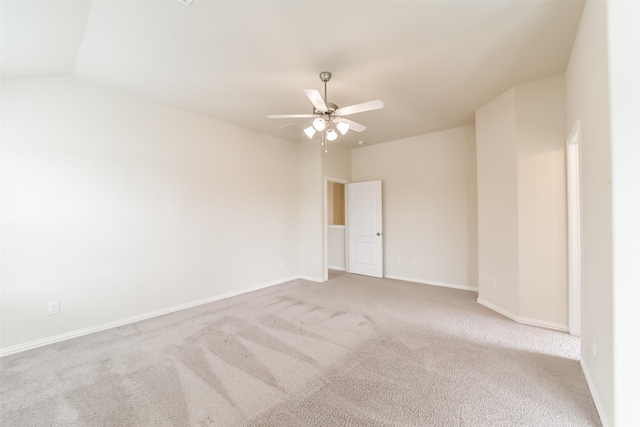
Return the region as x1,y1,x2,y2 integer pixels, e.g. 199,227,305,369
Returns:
0,275,299,358
298,275,325,283
384,275,478,292
477,298,569,332
580,359,609,427
327,266,345,271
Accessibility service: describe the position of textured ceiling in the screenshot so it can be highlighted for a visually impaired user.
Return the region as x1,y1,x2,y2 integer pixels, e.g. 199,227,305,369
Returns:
1,1,584,147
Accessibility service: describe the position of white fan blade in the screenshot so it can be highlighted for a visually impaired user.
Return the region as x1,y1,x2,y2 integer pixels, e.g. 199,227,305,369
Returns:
266,114,316,119
335,99,384,116
341,118,367,132
303,89,328,112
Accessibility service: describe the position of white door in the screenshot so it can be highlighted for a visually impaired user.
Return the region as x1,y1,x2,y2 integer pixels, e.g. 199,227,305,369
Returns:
348,180,383,277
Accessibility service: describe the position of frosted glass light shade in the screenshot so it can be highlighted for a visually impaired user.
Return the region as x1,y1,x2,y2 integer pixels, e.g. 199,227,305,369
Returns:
326,129,338,141
336,121,350,135
312,118,326,131
304,126,316,139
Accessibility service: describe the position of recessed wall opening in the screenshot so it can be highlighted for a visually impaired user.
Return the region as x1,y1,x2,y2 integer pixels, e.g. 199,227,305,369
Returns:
328,182,345,226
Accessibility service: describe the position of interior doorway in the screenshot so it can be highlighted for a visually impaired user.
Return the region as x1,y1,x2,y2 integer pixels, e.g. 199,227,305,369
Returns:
567,120,582,337
325,178,348,280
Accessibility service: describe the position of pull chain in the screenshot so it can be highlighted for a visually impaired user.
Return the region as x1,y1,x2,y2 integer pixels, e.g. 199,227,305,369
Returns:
320,130,328,154
324,130,328,154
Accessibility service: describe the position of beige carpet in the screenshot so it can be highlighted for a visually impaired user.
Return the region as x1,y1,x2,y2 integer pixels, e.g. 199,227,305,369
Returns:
1,271,600,426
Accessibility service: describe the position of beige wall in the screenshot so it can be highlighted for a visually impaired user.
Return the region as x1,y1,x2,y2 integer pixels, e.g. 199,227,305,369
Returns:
566,1,640,425
476,90,520,312
298,141,323,281
476,74,568,329
566,2,613,423
515,75,568,325
351,125,478,289
1,77,300,350
608,2,640,424
322,144,351,182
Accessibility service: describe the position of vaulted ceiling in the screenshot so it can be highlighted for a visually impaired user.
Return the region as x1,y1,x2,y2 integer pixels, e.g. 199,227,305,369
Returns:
1,1,584,146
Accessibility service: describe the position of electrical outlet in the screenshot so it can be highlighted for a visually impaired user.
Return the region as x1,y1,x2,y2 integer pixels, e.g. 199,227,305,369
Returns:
412,259,417,266
280,259,285,268
48,301,60,315
491,278,497,288
592,337,597,357
397,257,402,265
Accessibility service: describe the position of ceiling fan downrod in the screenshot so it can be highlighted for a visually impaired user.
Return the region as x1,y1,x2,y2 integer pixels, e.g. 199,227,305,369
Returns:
313,71,338,117
319,71,331,102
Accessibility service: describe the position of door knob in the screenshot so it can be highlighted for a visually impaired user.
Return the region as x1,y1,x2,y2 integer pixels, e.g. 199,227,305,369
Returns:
376,232,381,236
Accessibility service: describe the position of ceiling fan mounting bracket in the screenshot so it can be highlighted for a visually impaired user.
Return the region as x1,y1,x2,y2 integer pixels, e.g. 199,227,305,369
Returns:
319,71,332,83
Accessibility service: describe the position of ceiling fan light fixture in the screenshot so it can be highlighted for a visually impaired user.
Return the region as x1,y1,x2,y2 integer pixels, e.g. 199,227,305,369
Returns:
312,118,326,131
336,121,350,135
268,71,383,150
304,126,316,139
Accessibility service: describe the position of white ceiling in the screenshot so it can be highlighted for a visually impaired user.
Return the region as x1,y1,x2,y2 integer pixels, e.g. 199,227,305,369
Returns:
1,0,584,147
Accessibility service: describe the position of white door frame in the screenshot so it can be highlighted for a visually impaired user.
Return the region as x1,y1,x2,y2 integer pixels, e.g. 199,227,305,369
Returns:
567,120,582,337
324,176,350,281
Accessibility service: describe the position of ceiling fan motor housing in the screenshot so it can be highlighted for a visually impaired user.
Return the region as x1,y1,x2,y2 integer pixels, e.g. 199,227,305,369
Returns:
313,102,338,116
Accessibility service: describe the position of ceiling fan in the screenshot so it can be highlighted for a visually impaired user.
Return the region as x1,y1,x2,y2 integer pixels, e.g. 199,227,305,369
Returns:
267,71,383,145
